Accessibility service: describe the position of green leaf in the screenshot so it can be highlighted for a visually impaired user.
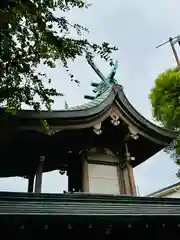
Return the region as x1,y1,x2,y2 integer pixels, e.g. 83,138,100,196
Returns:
0,0,117,128
150,68,180,173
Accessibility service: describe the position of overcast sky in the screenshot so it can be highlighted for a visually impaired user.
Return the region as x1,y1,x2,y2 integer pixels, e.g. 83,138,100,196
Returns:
0,0,180,196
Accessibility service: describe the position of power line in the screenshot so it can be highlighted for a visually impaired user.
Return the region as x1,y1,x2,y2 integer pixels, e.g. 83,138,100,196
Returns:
156,35,180,49
156,35,180,68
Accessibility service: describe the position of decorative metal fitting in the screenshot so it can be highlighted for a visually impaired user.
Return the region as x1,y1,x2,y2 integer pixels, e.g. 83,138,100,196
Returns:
125,144,135,162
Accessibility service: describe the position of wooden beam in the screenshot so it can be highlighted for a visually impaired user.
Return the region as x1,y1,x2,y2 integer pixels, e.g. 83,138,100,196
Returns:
27,174,34,193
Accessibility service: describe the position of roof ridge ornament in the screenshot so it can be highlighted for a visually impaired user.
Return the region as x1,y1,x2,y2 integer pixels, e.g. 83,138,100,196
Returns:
84,54,118,100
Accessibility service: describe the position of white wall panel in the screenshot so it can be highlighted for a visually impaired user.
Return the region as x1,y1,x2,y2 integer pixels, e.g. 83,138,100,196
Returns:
88,164,119,194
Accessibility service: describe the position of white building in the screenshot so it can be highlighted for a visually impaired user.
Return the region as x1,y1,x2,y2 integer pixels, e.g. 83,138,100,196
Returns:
147,182,180,198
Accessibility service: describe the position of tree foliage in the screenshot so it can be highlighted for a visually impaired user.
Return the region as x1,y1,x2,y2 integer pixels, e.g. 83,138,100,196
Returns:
149,68,180,174
0,0,117,112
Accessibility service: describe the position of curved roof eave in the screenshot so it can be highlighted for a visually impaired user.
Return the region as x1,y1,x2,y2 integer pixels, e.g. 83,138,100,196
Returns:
0,84,177,144
113,84,177,142
16,87,115,120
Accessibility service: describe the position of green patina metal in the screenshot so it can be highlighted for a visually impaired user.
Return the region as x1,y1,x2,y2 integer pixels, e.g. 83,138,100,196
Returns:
68,87,112,111
85,56,118,100
64,57,118,110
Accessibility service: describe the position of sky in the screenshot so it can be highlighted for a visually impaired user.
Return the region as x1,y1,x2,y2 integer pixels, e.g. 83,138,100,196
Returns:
0,0,180,196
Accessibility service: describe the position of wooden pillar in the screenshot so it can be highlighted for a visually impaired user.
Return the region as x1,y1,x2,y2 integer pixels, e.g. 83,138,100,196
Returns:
34,156,45,193
67,152,73,192
121,143,137,196
82,158,89,192
68,168,73,192
127,163,137,195
28,174,34,193
68,153,83,192
119,163,126,194
122,162,136,196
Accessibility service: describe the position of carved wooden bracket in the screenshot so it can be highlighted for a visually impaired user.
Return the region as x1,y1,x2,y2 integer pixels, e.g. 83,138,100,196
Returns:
110,112,120,126
128,126,139,140
93,122,102,135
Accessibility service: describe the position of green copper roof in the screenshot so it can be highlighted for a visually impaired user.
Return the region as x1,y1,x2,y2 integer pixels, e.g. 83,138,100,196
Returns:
68,87,112,111
64,57,118,111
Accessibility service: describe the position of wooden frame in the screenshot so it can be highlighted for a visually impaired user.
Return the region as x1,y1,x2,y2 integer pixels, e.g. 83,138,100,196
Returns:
83,149,122,194
82,148,137,196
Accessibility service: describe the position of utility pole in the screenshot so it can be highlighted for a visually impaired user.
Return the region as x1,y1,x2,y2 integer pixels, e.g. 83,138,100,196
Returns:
156,35,180,69
169,37,180,68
